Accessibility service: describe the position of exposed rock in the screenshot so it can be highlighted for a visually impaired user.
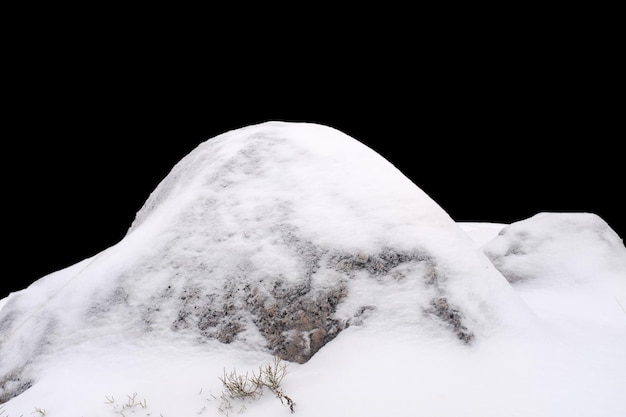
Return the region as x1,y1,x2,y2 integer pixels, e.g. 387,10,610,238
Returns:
0,367,32,404
251,285,348,363
427,297,474,344
160,241,449,362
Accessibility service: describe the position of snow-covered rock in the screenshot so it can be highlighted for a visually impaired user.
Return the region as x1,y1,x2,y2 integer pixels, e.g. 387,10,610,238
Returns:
0,122,531,404
481,212,626,342
2,123,625,416
483,212,626,287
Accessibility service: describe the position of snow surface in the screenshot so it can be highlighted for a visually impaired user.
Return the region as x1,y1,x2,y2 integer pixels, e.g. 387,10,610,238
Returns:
1,122,625,416
458,222,506,248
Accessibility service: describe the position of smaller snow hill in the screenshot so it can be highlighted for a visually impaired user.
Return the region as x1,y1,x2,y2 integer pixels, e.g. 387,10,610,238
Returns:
481,212,626,337
483,212,626,287
1,123,625,416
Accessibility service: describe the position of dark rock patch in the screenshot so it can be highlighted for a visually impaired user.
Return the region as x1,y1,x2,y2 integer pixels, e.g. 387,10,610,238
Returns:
427,297,474,344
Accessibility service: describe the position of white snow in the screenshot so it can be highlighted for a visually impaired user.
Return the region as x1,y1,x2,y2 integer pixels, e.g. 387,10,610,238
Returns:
1,122,625,416
482,212,626,288
458,222,506,248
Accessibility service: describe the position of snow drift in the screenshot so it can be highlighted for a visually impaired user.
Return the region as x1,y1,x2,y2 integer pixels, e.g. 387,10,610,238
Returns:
1,122,624,416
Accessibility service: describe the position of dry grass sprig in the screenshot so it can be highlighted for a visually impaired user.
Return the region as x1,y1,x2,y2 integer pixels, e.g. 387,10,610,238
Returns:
218,357,295,414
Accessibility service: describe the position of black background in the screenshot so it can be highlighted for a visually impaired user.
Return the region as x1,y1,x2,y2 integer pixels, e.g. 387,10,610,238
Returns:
2,13,623,299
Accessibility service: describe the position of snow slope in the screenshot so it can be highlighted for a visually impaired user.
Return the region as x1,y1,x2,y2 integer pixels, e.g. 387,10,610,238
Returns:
1,122,625,416
458,222,506,248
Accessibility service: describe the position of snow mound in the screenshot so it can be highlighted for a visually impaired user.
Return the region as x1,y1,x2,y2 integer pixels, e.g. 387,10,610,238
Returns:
481,213,626,344
0,122,530,404
483,212,626,287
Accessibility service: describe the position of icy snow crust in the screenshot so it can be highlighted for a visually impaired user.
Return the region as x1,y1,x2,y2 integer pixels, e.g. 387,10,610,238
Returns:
1,122,625,416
